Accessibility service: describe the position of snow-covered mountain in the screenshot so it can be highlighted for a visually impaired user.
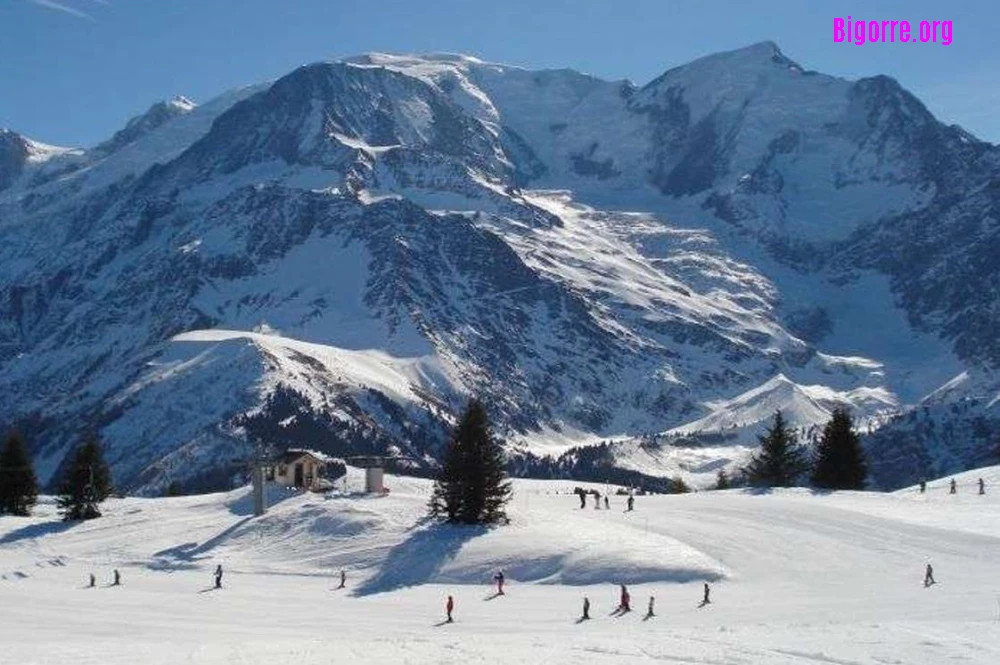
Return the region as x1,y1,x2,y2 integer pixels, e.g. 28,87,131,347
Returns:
2,42,998,493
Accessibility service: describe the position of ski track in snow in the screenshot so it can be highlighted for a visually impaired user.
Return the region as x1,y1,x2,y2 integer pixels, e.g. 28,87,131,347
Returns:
2,468,1000,663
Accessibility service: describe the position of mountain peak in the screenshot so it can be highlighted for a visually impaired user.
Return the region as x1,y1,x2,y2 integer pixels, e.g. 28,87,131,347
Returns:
346,52,486,68
734,40,783,57
675,40,801,75
167,95,197,112
0,128,30,190
637,40,810,111
94,96,197,156
708,40,797,66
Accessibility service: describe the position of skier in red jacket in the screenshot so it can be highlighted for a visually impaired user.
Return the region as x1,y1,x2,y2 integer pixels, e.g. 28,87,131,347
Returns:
446,595,455,622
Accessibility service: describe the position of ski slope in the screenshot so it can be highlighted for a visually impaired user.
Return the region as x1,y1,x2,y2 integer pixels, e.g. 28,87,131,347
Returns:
2,468,1000,664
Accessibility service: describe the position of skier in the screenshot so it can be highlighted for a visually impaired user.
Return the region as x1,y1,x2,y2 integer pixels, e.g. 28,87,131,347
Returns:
594,491,601,509
627,495,635,512
338,569,347,589
979,478,985,495
112,569,120,586
581,596,591,621
619,584,631,613
645,595,655,619
949,478,957,494
924,563,936,587
88,573,96,588
577,488,586,509
214,564,223,589
919,479,926,494
493,569,505,595
702,582,711,605
604,496,610,510
446,595,455,623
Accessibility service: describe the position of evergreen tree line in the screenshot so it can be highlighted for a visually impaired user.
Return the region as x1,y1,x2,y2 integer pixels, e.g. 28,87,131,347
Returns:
0,430,113,521
509,442,692,495
724,407,872,490
3,404,998,522
0,431,37,516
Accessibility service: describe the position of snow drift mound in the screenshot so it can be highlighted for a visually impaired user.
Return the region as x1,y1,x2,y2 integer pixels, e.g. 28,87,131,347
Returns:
1,472,728,591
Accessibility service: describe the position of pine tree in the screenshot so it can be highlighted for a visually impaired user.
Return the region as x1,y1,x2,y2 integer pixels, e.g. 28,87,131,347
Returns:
811,407,868,490
428,436,464,522
429,400,512,525
714,468,731,490
0,431,38,516
743,411,808,488
57,435,113,521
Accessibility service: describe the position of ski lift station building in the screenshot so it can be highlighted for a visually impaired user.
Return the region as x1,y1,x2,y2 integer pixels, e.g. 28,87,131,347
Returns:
268,449,337,491
348,455,387,494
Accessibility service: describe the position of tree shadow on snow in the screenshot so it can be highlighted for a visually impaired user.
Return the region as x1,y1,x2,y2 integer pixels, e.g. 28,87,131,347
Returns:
353,521,487,596
226,487,297,517
149,517,253,569
0,520,75,546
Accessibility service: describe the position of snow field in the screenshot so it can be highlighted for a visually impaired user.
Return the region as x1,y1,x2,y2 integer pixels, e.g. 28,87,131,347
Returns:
2,468,1000,663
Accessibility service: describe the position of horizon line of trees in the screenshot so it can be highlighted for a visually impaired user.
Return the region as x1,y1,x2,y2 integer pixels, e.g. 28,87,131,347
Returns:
0,430,113,521
725,407,870,490
3,405,998,517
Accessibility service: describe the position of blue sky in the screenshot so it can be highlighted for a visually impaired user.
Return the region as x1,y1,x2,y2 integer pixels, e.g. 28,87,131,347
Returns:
2,0,997,147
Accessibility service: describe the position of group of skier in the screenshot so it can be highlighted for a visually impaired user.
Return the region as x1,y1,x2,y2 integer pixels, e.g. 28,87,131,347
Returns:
918,477,986,495
86,565,222,590
437,562,956,623
86,569,121,588
81,554,946,626
442,572,712,624
573,487,636,512
79,471,972,627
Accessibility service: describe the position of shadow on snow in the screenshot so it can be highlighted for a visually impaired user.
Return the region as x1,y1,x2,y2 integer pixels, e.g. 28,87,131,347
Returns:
354,520,487,596
148,516,253,570
0,519,76,546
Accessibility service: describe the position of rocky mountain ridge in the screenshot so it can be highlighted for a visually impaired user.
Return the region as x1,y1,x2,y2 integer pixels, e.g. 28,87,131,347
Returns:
1,42,997,493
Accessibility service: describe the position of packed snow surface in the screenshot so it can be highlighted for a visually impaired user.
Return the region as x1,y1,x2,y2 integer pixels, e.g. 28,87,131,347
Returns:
2,468,999,663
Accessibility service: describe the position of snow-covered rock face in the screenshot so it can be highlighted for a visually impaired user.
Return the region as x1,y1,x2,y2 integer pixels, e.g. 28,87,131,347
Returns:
2,44,998,494
0,129,30,191
95,97,198,158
